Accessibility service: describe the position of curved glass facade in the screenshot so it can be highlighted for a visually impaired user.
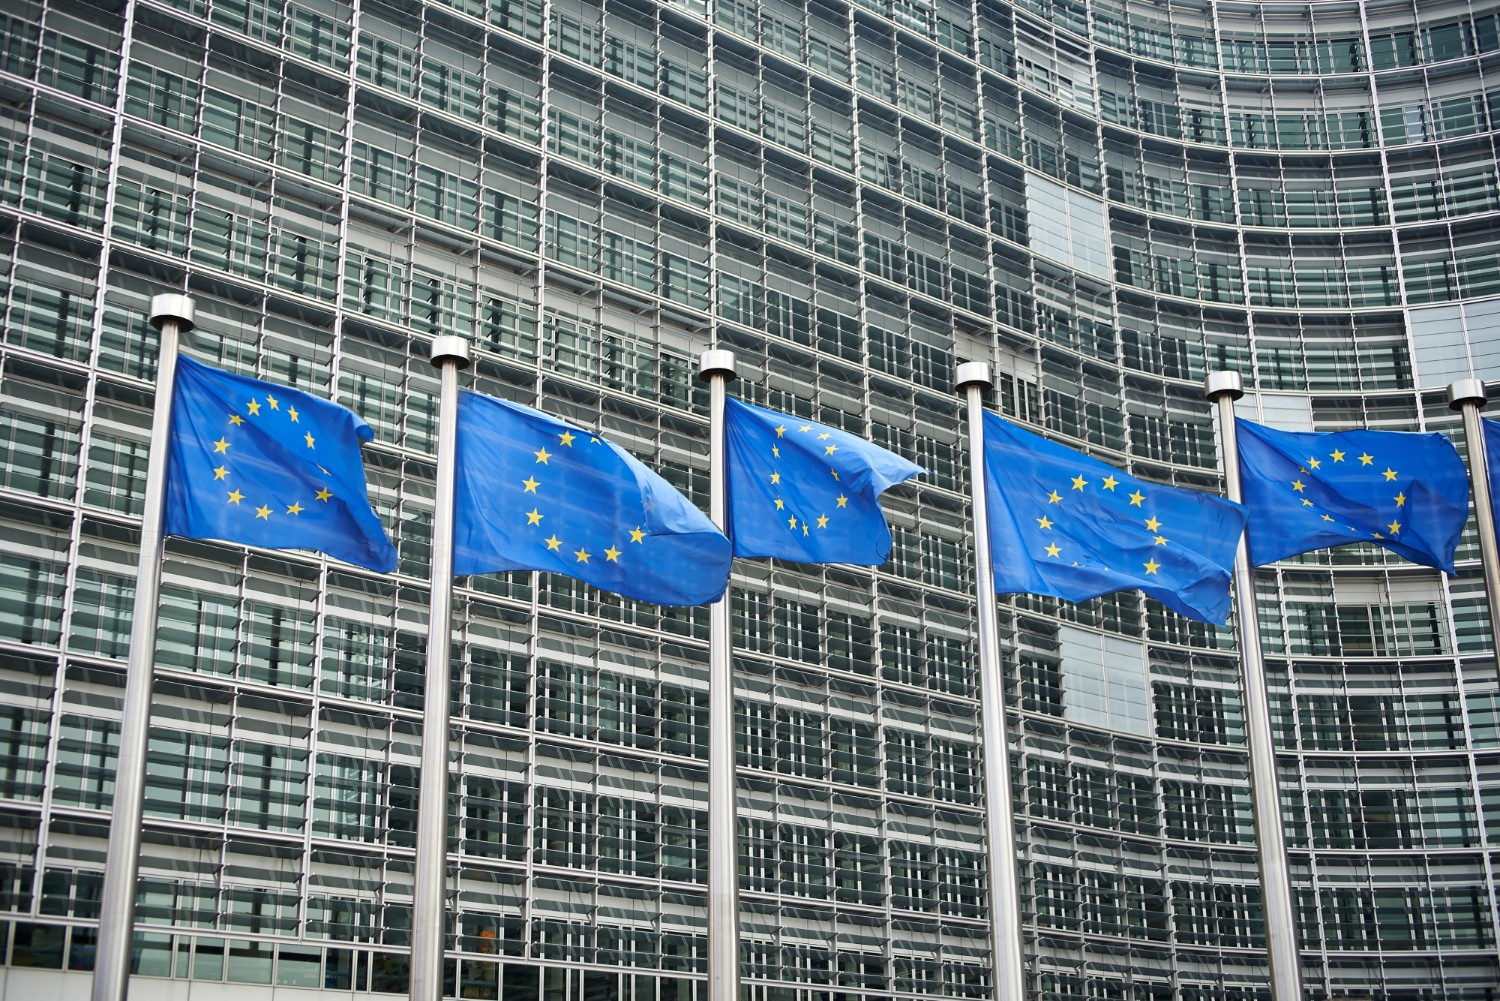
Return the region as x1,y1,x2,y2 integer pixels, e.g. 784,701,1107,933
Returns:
0,0,1496,998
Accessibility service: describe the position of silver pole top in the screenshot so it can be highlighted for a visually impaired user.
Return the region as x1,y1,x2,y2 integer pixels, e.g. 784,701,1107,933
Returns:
1447,378,1488,410
699,349,737,381
1204,370,1245,402
955,361,992,392
149,293,195,332
430,335,472,369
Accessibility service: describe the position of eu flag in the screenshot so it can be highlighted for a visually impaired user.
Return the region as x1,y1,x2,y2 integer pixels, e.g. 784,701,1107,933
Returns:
983,413,1246,624
164,355,397,572
1486,418,1500,534
724,398,923,564
452,392,731,606
1237,418,1468,572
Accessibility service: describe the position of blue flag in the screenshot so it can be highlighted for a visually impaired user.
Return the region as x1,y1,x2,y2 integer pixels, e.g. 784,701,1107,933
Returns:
1237,418,1468,573
1486,418,1500,536
452,392,731,606
724,398,923,564
164,355,397,572
983,413,1246,624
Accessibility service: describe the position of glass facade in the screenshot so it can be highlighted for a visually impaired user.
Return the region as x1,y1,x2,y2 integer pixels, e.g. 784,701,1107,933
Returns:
0,0,1497,997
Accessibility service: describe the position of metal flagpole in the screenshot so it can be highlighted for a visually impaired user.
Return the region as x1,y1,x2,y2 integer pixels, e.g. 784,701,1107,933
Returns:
697,349,739,1001
1204,371,1304,1001
1448,379,1500,675
93,294,195,1001
954,362,1025,1001
410,335,472,1001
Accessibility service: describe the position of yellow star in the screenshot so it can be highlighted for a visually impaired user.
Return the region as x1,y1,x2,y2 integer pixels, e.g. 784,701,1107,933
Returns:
1143,558,1160,575
545,535,562,551
1292,479,1305,493
1128,490,1144,507
775,425,787,438
802,524,809,536
774,498,785,510
1301,498,1313,507
1154,535,1168,545
213,466,229,481
558,431,576,446
1100,475,1118,491
286,502,303,515
1359,453,1374,465
1047,490,1062,504
288,406,299,423
1387,519,1401,535
816,514,829,528
830,469,839,481
1045,543,1061,558
798,425,811,433
535,448,552,464
523,477,540,493
1145,516,1162,532
817,433,831,440
526,509,543,525
1330,449,1345,462
316,487,332,502
629,527,645,543
1306,456,1321,469
1373,532,1384,539
213,438,231,454
574,548,590,563
1037,515,1053,530
1321,514,1334,522
836,495,848,508
228,414,243,426
255,504,272,519
788,517,798,529
1383,468,1397,481
266,394,279,410
304,433,316,449
772,446,780,457
1071,475,1087,491
227,489,244,505
247,399,261,416
770,472,781,484
604,546,622,562
1394,492,1406,507
824,445,837,455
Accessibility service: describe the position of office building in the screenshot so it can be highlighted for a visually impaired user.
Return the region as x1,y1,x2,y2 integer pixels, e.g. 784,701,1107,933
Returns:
0,0,1497,997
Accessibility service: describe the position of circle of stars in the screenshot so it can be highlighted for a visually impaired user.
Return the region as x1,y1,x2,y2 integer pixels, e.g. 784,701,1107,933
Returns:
214,391,331,521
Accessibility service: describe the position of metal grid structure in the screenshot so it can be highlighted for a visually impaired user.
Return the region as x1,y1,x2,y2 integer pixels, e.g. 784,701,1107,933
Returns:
0,0,1497,998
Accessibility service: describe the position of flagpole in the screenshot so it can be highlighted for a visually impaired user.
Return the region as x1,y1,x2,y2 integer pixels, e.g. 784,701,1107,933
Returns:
1204,371,1303,1001
954,362,1025,1001
410,335,472,1001
1447,379,1500,674
92,294,195,1001
697,349,739,1001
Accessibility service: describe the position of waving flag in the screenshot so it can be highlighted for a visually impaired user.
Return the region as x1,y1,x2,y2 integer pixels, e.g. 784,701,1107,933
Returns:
164,355,396,572
724,397,922,564
452,391,731,605
1236,418,1468,572
983,413,1245,624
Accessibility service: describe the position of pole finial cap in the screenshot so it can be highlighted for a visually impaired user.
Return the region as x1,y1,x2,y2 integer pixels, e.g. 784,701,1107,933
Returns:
1204,371,1244,402
699,349,736,382
430,335,472,369
1448,378,1488,410
956,361,992,392
149,294,195,332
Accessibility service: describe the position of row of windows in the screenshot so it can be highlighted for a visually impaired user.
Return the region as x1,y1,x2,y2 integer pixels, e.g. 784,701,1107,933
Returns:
2,921,710,997
1079,0,1500,76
